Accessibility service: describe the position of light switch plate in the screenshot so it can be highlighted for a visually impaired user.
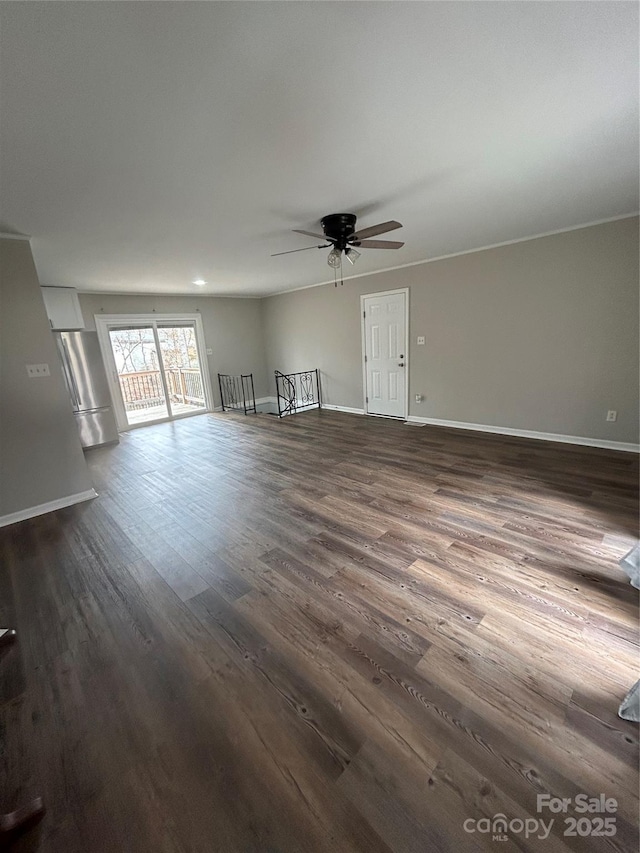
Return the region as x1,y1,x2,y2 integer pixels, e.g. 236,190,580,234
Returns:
206,348,213,356
417,336,425,345
26,363,50,377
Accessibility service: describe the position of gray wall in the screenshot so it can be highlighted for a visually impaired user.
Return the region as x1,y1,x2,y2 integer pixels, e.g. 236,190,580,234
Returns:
79,293,269,406
0,238,93,518
263,217,639,444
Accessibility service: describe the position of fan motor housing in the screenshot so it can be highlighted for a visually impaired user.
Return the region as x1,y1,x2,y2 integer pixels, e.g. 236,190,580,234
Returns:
321,213,357,250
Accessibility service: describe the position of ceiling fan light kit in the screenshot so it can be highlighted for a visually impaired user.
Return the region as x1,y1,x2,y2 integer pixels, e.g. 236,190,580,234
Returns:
327,247,342,268
272,212,405,285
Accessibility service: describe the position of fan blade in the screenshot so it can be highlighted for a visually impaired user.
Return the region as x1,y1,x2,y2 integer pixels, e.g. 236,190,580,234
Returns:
271,244,330,256
293,229,335,241
356,239,404,249
349,220,402,241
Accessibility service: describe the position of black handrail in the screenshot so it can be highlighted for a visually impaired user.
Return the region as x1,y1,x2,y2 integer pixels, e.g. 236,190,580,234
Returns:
275,369,321,418
218,373,257,415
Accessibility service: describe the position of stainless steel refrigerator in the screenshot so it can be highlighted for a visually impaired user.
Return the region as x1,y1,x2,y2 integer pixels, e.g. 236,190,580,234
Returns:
55,331,119,449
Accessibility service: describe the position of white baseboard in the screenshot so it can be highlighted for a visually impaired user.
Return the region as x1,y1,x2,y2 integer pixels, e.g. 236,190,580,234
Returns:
218,397,362,416
214,397,276,413
0,488,99,529
321,404,366,415
404,415,640,453
233,397,364,415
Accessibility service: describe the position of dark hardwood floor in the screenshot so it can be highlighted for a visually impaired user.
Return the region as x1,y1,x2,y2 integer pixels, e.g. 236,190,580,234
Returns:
0,410,638,852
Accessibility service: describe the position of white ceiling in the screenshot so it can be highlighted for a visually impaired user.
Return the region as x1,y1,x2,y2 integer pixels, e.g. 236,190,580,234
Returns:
1,2,637,297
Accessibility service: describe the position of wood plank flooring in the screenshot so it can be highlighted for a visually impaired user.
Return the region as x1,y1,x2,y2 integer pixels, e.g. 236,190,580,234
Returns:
0,410,638,852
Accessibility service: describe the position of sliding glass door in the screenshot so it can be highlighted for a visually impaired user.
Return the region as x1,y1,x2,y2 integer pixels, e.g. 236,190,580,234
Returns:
156,323,207,419
109,325,169,425
98,315,211,429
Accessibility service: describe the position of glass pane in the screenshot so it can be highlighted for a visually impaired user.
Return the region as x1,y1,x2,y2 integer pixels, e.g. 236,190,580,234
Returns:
108,326,169,425
156,325,206,415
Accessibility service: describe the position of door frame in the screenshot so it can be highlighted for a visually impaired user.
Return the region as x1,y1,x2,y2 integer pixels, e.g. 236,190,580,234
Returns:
95,313,214,431
360,288,409,420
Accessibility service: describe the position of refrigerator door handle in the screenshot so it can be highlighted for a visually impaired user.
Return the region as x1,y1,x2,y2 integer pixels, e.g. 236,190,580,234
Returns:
61,338,81,409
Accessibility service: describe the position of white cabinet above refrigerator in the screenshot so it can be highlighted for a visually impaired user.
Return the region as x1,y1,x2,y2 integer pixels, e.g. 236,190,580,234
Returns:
41,286,84,330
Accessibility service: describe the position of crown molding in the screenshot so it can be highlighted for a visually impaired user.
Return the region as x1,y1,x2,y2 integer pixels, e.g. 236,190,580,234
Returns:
76,289,262,299
0,231,31,241
266,212,639,298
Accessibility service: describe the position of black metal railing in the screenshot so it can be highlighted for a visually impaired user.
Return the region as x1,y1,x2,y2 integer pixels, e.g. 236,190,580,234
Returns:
218,373,257,415
275,369,321,418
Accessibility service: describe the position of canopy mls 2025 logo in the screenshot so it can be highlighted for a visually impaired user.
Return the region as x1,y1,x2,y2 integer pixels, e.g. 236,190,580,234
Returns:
463,794,618,842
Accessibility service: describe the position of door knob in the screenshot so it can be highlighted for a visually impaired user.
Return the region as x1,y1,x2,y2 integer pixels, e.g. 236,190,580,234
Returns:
398,362,405,367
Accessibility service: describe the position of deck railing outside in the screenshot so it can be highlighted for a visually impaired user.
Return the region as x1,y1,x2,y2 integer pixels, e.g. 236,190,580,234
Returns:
119,368,205,412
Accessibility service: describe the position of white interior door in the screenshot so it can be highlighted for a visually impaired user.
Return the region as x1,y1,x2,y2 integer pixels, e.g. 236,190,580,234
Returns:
363,290,407,418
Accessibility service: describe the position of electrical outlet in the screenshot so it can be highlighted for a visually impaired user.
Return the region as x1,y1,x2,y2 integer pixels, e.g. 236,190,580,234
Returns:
26,363,50,378
415,394,423,403
206,348,213,356
606,410,617,422
417,336,425,346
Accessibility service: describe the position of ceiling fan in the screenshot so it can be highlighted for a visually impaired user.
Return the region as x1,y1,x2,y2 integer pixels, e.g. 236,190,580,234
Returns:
271,213,404,283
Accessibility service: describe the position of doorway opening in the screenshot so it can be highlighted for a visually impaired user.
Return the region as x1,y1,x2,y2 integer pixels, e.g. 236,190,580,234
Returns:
96,315,212,430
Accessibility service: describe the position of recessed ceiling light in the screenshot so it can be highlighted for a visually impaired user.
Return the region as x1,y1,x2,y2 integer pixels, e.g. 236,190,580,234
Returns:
193,279,206,286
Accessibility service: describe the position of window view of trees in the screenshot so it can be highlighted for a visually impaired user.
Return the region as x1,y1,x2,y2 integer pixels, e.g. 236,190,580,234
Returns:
108,326,200,374
157,326,199,370
109,327,158,374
